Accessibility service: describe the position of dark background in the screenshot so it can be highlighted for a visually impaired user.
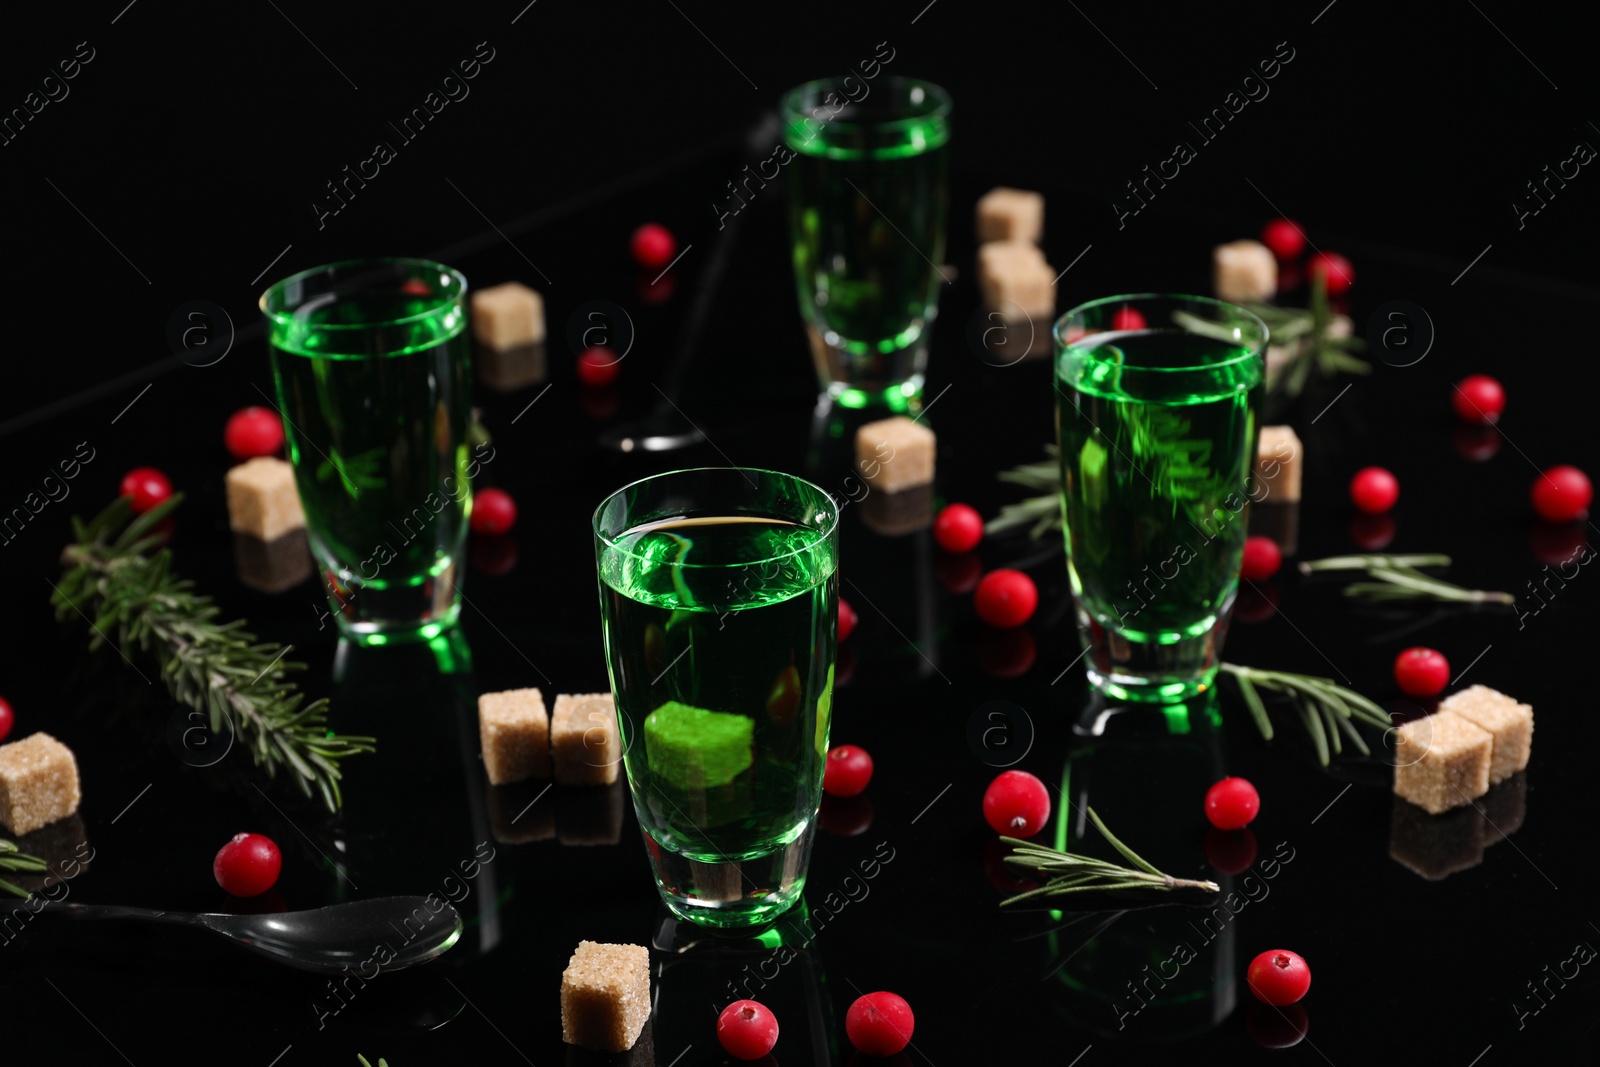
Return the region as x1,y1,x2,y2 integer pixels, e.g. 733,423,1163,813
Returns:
2,2,1599,1065
1,0,1597,428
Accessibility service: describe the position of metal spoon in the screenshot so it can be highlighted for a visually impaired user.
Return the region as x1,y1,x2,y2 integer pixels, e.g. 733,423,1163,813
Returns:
41,896,462,974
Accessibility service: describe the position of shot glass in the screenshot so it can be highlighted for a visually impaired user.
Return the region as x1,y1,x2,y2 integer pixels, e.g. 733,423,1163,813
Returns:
262,257,474,643
1054,295,1268,702
593,468,840,929
782,75,951,412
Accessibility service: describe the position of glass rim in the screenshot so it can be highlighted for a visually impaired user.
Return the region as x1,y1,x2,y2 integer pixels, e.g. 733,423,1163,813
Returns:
1054,292,1269,373
779,75,952,130
259,256,467,332
592,466,841,570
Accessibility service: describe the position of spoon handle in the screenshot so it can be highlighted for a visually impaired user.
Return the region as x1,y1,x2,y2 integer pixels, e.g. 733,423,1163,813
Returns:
41,902,200,927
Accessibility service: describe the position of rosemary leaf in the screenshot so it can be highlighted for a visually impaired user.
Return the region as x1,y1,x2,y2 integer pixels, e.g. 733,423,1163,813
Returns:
1300,552,1512,606
1221,663,1392,766
0,837,50,898
54,495,375,813
1234,671,1274,741
998,809,1219,907
1298,702,1329,765
1299,553,1451,573
1335,712,1371,757
1086,807,1162,876
1319,700,1342,757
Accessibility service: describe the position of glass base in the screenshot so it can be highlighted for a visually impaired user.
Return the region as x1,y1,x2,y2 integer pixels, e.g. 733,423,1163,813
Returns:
824,375,925,413
807,324,928,412
643,821,815,931
1076,609,1230,704
323,561,464,646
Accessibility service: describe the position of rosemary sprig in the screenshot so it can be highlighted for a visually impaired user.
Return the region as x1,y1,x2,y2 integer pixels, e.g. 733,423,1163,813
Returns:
1000,807,1219,906
52,495,374,813
0,838,49,898
1264,270,1370,398
1298,553,1513,606
986,447,1062,538
1177,273,1370,398
1220,662,1392,765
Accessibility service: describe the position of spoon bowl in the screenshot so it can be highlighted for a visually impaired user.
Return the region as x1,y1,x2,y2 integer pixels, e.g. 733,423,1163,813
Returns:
45,896,463,974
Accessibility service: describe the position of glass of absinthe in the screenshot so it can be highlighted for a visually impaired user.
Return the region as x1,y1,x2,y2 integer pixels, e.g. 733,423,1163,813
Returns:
593,468,840,929
1054,294,1268,703
262,257,475,644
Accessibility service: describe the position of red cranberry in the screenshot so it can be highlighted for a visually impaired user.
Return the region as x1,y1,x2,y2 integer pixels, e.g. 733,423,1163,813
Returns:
974,569,1038,628
1349,467,1399,514
1452,375,1505,423
1393,647,1449,698
845,992,914,1057
1204,776,1260,829
933,503,984,554
1531,466,1592,523
1260,218,1307,259
717,999,779,1060
213,833,282,897
982,770,1050,836
470,488,518,536
1308,251,1354,295
1110,306,1147,331
630,223,677,270
223,407,285,459
1247,949,1312,1006
823,745,874,797
1240,537,1282,581
120,468,173,514
838,598,857,642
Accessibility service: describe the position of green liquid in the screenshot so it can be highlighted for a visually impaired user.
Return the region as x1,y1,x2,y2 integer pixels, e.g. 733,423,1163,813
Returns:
786,103,949,407
1056,330,1261,696
599,516,837,866
269,294,472,608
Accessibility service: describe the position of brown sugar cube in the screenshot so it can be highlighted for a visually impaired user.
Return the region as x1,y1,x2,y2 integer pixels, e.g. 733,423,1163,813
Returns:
1213,239,1277,303
1439,685,1533,784
1255,425,1303,503
978,241,1056,320
564,1022,655,1067
226,458,305,542
976,186,1044,243
471,282,545,351
1392,711,1492,815
0,733,81,836
478,688,550,785
560,941,651,1053
1389,796,1484,881
551,693,621,787
856,416,935,493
